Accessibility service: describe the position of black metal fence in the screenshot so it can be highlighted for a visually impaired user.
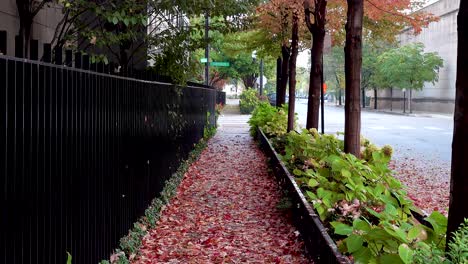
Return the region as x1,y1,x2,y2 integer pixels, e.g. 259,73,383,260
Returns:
216,91,226,105
0,55,216,264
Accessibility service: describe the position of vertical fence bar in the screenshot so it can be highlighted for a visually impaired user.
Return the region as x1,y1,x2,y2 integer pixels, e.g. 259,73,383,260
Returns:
0,55,215,263
0,56,8,264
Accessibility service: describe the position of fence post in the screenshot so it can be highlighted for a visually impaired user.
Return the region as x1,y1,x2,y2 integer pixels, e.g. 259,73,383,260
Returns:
109,62,115,75
30,39,39,60
97,62,104,73
43,43,51,62
75,52,82,69
0,31,6,55
54,46,62,65
83,54,90,70
90,61,97,72
65,50,73,66
15,35,23,58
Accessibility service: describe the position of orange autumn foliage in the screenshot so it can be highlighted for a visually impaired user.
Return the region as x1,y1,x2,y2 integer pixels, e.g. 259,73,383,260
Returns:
258,0,438,47
256,0,309,49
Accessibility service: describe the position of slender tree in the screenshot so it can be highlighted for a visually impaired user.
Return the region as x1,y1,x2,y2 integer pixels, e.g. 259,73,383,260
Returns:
304,0,327,129
447,0,468,247
288,10,300,132
344,0,363,157
256,0,307,107
280,44,291,107
276,57,283,106
16,0,51,58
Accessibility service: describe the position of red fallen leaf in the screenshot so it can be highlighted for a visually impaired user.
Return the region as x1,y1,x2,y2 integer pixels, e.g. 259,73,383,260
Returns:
224,213,232,220
133,132,310,263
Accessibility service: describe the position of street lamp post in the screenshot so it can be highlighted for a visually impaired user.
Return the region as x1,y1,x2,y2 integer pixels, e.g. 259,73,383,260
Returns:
402,88,407,113
252,51,257,90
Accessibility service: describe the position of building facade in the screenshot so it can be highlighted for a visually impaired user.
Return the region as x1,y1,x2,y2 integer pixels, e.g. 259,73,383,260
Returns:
0,0,63,57
373,0,459,113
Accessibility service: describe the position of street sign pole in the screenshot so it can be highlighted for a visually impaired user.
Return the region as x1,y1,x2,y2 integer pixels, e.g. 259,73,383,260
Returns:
204,10,210,86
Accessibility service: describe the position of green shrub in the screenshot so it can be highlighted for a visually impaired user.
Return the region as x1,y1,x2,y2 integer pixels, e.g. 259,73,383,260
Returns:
414,218,468,264
239,89,262,114
284,130,447,263
250,111,449,264
447,219,468,263
248,102,288,137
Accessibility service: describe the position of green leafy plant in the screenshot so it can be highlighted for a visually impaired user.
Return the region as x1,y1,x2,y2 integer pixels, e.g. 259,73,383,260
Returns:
413,218,468,264
248,102,288,137
447,218,468,263
66,252,72,264
250,111,449,264
204,112,217,139
240,89,263,114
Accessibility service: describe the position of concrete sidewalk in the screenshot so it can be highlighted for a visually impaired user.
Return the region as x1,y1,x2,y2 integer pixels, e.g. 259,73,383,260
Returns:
135,99,309,263
218,99,250,134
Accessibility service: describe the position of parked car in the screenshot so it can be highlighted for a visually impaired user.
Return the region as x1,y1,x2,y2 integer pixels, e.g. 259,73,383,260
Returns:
268,93,276,106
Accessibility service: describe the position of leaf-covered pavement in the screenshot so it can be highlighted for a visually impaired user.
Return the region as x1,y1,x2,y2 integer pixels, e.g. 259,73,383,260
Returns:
389,157,450,216
134,131,309,263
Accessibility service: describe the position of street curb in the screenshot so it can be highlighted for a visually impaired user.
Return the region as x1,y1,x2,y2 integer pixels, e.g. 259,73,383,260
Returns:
333,105,452,119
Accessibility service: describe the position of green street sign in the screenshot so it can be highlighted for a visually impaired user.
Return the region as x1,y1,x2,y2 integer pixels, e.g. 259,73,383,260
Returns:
211,62,230,67
200,58,208,63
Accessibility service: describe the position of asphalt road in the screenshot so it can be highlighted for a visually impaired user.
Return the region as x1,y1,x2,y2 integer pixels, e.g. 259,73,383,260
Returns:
294,99,453,162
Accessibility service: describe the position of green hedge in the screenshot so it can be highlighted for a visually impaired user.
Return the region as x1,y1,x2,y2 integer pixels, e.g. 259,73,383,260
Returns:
239,89,263,114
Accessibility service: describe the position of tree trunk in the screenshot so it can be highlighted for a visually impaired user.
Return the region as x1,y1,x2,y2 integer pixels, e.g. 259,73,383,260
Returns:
374,88,378,109
390,87,393,111
242,75,256,90
305,0,327,130
287,12,299,132
16,0,45,59
409,88,412,113
339,89,342,106
306,33,324,129
362,88,366,108
278,45,290,107
344,0,363,157
276,57,282,107
447,0,468,247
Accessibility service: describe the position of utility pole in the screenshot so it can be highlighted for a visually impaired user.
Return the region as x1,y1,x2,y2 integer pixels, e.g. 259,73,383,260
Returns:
204,10,210,86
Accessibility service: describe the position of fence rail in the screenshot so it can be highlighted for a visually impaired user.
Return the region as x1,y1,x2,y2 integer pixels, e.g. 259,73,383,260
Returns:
0,55,216,264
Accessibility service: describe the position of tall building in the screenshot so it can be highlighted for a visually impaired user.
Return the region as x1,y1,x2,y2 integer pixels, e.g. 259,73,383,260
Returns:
374,0,459,113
